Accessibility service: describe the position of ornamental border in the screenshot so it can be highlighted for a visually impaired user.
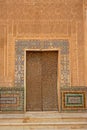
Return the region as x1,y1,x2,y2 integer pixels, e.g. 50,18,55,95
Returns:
15,40,70,88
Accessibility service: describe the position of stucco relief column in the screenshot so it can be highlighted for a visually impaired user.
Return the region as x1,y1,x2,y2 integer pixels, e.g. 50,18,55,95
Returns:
84,9,87,86
70,22,79,86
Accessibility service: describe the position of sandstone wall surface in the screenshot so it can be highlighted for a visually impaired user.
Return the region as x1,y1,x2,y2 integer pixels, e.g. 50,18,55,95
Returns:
0,0,86,87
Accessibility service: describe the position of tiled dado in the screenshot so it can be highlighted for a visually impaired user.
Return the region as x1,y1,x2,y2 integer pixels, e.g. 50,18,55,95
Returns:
15,40,70,88
0,87,24,112
61,87,87,112
0,87,87,112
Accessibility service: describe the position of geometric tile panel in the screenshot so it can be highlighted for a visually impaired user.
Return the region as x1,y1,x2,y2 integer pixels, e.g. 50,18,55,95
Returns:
61,89,86,111
15,40,70,88
0,87,24,112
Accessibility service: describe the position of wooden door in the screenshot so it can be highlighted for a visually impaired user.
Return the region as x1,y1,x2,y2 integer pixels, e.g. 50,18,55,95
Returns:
26,51,58,111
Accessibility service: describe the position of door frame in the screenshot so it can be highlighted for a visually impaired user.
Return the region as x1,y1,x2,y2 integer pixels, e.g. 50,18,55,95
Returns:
24,49,61,112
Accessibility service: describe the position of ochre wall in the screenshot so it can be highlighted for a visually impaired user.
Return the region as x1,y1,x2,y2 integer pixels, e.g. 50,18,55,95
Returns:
0,0,86,87
84,0,87,87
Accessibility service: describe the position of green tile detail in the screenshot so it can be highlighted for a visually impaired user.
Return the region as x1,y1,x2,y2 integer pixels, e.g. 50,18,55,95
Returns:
65,93,84,107
61,87,87,112
0,87,24,112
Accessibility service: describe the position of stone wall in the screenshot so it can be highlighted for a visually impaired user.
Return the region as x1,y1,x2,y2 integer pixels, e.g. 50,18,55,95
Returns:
0,0,87,112
0,0,86,87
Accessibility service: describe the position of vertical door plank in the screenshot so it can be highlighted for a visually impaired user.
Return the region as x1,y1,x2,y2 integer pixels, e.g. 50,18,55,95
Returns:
26,52,42,111
42,51,58,111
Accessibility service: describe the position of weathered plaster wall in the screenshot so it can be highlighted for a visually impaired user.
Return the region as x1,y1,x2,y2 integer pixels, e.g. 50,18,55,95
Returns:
0,0,86,87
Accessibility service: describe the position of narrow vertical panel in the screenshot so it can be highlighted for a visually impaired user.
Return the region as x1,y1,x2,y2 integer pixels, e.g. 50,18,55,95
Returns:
85,9,87,86
26,51,42,111
77,22,85,86
42,51,58,111
0,25,5,80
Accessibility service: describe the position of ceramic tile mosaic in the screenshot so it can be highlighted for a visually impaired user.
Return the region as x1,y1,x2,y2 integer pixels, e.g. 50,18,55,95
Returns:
15,40,70,88
0,87,24,111
61,87,87,112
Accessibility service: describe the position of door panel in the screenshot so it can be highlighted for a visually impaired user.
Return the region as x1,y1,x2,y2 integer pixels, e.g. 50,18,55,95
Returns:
42,51,58,111
26,52,42,111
